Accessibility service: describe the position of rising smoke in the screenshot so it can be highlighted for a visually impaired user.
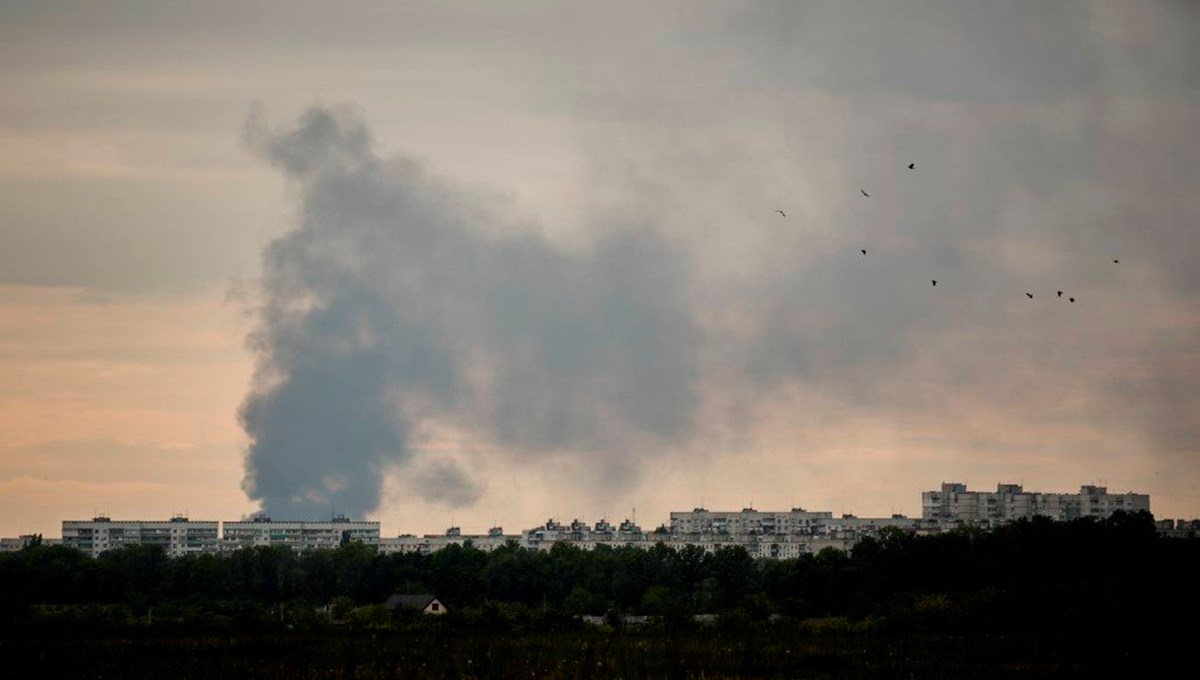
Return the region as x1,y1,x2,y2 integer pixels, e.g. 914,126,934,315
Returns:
239,106,700,518
238,1,1200,519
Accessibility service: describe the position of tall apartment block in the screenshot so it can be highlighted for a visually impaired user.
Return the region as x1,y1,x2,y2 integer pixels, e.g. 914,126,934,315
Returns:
61,516,219,557
922,482,1150,525
220,515,380,552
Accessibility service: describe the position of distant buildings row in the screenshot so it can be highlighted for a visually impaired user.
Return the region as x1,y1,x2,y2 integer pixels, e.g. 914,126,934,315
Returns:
4,482,1190,560
53,514,380,558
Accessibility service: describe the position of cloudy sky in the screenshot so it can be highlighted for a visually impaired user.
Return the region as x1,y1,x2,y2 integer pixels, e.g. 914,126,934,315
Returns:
2,1,1198,537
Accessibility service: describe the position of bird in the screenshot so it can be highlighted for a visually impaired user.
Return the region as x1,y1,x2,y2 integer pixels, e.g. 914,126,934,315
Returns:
776,209,786,217
860,189,871,198
1113,259,1120,264
860,249,867,255
907,163,915,170
1057,291,1063,298
1069,297,1076,303
1026,293,1034,299
931,280,938,286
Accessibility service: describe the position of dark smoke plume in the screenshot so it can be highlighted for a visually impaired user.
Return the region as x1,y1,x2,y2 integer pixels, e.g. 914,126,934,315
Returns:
239,106,699,518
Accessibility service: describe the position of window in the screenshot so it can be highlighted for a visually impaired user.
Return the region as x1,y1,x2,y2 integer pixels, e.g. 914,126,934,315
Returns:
431,602,439,612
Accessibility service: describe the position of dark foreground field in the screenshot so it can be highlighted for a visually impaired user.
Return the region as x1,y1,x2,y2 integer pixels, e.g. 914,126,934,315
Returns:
0,623,1172,679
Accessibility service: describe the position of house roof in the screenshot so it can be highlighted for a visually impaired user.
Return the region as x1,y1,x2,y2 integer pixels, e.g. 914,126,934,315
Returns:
385,593,439,610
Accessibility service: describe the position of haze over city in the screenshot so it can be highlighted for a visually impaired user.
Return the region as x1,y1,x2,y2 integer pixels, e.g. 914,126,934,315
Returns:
2,1,1198,540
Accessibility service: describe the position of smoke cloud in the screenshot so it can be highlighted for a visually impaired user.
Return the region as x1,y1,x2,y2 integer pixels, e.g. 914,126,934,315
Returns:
238,106,700,518
235,2,1200,521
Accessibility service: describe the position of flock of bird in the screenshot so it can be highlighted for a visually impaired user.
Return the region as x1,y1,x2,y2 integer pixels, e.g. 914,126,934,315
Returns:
777,161,1120,305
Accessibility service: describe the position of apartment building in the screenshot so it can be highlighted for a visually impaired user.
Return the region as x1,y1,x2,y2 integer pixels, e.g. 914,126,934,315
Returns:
922,482,1150,525
521,518,647,551
379,526,512,555
61,516,219,557
669,507,836,537
220,515,379,552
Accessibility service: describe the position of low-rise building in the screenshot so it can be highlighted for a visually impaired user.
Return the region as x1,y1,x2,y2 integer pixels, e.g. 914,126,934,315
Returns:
384,594,446,615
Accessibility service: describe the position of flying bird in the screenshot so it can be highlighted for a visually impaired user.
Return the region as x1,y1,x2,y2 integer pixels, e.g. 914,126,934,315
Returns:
1057,291,1063,298
861,249,867,255
1026,293,1034,299
776,209,786,217
1113,259,1120,264
1069,297,1076,303
860,189,871,198
907,163,915,170
931,280,938,286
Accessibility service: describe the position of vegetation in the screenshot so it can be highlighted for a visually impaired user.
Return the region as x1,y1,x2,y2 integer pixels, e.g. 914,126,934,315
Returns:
0,511,1194,677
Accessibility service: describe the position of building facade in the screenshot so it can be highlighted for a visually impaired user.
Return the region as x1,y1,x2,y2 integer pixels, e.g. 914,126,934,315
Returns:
921,482,1151,525
521,518,649,552
220,515,380,553
61,516,219,557
379,526,513,555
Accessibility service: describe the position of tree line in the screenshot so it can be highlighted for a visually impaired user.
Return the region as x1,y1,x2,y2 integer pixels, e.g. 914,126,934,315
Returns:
1,511,1195,632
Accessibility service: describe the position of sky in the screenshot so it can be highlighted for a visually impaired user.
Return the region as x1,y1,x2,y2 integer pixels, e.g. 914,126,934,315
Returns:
2,0,1198,538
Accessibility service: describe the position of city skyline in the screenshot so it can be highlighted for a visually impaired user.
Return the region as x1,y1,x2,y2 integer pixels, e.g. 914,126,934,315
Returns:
27,480,1163,542
2,2,1199,539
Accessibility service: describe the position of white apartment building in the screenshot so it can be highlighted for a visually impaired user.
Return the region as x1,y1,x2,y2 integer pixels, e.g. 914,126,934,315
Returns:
61,516,219,557
220,515,380,552
665,508,934,558
516,514,884,559
922,482,1151,525
379,526,513,555
521,518,647,551
670,507,836,537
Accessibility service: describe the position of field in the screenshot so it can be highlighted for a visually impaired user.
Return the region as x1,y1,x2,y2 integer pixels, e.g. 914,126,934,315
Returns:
0,622,1165,679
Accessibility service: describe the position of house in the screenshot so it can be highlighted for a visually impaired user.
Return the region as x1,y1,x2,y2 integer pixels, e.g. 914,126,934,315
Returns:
384,593,446,615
